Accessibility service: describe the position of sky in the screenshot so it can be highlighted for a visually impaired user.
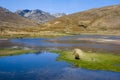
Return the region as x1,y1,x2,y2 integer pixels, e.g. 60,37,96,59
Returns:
0,0,120,14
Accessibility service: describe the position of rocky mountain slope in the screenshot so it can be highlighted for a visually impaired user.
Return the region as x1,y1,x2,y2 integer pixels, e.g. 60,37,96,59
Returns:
15,9,55,23
42,4,120,34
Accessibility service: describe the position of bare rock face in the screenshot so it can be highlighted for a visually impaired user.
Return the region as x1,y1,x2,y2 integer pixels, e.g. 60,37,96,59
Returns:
15,9,55,23
73,48,84,60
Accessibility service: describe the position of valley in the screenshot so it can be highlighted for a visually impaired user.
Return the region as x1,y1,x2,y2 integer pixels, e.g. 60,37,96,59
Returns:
0,3,120,80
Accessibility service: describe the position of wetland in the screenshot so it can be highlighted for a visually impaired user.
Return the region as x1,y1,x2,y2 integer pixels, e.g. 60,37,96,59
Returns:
0,35,120,80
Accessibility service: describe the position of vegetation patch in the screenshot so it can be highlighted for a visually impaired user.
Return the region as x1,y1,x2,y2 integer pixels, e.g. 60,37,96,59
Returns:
0,48,36,56
51,50,120,72
0,31,69,38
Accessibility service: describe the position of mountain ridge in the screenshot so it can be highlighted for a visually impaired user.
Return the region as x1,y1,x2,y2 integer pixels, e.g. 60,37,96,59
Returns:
1,4,120,38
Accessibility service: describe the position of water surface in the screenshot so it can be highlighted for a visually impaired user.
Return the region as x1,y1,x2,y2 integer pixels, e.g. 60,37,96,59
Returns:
0,52,120,80
0,35,120,80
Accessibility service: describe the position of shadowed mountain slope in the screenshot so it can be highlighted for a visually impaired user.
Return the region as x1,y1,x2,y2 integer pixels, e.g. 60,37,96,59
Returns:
0,7,39,31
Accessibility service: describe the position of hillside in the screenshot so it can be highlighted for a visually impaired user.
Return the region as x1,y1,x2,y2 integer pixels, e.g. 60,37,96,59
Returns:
42,4,120,34
0,7,40,33
0,7,68,38
15,9,55,23
1,4,120,38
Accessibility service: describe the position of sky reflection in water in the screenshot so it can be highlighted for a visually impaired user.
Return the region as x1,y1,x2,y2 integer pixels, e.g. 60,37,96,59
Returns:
0,51,120,80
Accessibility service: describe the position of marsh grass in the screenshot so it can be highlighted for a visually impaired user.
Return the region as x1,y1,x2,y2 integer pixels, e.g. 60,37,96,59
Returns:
51,50,120,72
0,48,36,56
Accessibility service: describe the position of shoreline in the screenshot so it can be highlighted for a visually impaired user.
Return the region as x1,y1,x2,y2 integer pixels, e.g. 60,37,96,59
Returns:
0,39,8,40
51,50,120,72
0,32,120,39
76,38,120,45
0,48,37,57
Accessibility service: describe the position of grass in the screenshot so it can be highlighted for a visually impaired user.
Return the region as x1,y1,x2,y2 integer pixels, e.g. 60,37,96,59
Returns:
51,50,120,72
0,31,69,38
0,48,36,56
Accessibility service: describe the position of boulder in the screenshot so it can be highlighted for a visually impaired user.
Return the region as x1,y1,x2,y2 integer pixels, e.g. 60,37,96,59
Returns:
73,48,84,60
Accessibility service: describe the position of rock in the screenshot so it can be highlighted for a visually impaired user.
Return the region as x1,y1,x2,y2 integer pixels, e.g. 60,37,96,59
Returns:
15,9,55,23
73,48,84,60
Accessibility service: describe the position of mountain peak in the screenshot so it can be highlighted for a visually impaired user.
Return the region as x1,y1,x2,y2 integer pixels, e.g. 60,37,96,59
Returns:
15,9,55,23
52,13,66,17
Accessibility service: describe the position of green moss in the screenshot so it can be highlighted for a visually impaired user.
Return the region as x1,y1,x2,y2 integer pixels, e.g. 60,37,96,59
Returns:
51,50,120,72
0,48,36,56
